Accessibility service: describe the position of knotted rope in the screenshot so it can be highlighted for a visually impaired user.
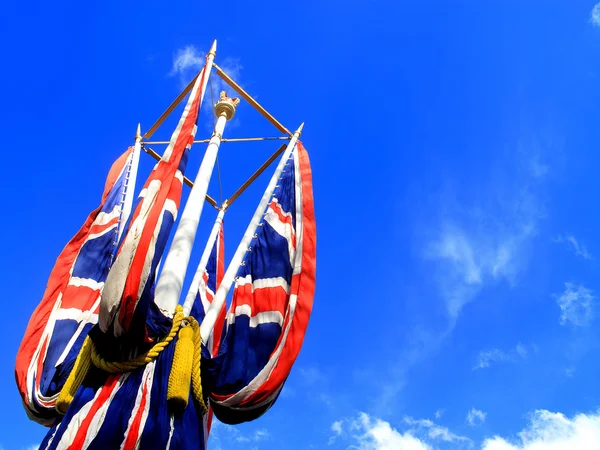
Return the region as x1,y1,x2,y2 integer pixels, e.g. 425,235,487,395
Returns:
56,305,207,416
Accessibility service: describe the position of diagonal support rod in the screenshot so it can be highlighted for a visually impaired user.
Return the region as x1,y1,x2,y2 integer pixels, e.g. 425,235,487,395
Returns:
224,143,287,208
143,72,201,140
142,145,218,208
213,62,292,136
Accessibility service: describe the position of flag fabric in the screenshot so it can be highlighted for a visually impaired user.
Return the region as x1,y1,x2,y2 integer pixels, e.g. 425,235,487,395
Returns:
35,142,315,449
208,142,316,425
38,218,226,450
190,218,225,357
37,60,213,450
189,216,226,445
99,63,208,348
15,147,136,425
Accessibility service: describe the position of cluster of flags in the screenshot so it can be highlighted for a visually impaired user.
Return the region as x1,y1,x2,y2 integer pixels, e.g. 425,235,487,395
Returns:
15,46,316,450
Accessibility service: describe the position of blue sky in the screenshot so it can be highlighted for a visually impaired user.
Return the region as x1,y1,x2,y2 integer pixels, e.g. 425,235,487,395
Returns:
3,1,600,449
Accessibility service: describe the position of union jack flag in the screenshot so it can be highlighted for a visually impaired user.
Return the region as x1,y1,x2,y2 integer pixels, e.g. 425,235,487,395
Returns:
36,141,315,450
15,147,136,425
99,62,209,347
38,216,226,450
37,58,213,450
209,141,316,425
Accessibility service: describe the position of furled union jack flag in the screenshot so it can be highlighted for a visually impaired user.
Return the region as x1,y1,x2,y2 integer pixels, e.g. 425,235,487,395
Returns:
99,63,208,347
15,147,136,425
208,141,316,425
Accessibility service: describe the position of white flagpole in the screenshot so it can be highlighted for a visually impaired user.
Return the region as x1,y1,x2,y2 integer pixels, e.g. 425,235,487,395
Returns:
200,123,304,343
117,123,142,243
154,89,239,315
182,207,226,316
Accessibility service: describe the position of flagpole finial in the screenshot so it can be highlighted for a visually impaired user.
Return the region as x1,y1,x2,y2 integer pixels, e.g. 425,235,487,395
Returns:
208,40,217,58
136,123,142,140
214,91,240,121
294,122,304,137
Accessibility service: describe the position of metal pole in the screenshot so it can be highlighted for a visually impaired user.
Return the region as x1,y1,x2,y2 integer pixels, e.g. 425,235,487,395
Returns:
142,136,291,145
142,145,218,208
200,122,303,343
154,92,240,314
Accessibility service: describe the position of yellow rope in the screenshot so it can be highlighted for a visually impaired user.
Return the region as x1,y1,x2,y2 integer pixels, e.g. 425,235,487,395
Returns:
56,305,207,416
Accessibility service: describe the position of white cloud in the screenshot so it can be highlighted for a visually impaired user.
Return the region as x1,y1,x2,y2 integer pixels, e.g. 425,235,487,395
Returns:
482,409,600,449
435,409,445,419
423,136,549,322
167,45,244,130
425,210,538,320
235,428,269,443
170,45,205,77
474,343,532,370
404,416,470,444
554,235,592,260
466,408,487,426
592,3,600,26
298,366,327,385
332,413,470,449
556,283,595,326
329,420,344,445
350,413,431,450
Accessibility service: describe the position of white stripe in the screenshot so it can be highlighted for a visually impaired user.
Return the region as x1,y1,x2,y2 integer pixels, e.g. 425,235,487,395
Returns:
227,305,284,328
94,205,121,227
54,297,102,367
165,415,176,450
87,222,119,241
164,199,178,220
175,169,183,185
55,373,130,449
120,362,155,450
54,308,99,323
236,275,290,293
68,277,104,291
292,148,304,275
264,205,295,270
163,67,205,162
100,179,162,333
216,150,304,407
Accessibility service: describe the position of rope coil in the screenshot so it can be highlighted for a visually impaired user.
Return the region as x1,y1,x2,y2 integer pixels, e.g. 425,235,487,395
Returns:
56,305,207,416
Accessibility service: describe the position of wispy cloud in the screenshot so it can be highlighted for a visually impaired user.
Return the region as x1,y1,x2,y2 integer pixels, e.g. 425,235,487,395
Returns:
435,409,445,419
331,413,470,449
482,409,600,449
235,429,269,443
556,283,595,327
466,408,487,426
169,45,204,78
168,45,244,130
404,416,471,444
329,420,343,445
554,235,593,260
473,342,534,370
592,3,600,26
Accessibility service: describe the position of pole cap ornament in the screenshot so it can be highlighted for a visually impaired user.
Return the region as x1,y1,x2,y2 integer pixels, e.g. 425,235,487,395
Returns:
214,91,240,120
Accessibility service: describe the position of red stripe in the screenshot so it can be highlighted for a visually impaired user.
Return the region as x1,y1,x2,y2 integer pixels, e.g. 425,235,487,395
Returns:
60,285,100,310
121,376,149,450
66,375,122,449
88,217,120,237
269,201,296,249
240,142,316,406
118,71,204,333
15,148,132,418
